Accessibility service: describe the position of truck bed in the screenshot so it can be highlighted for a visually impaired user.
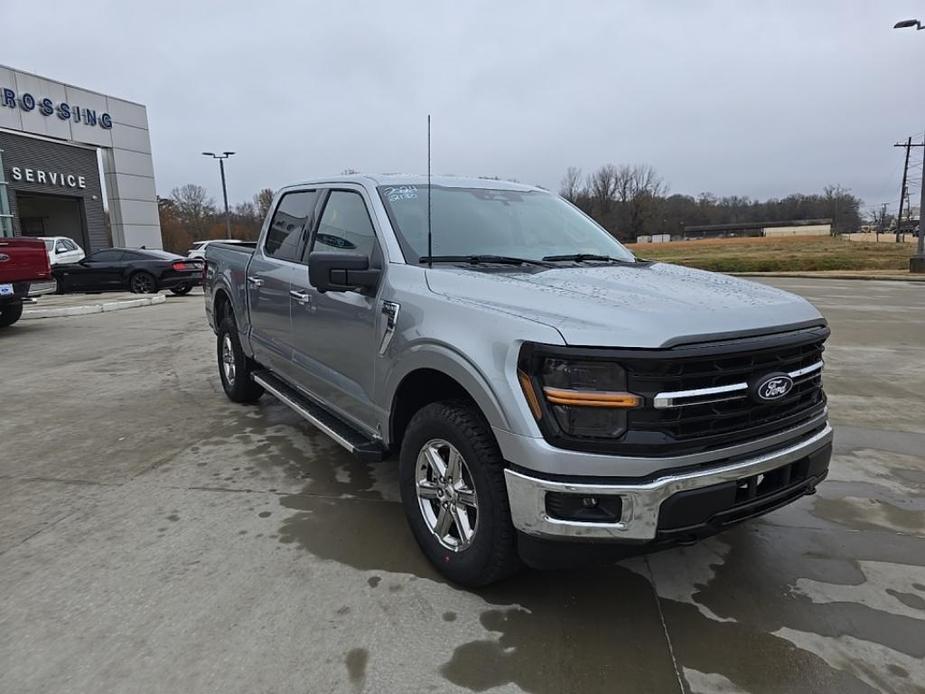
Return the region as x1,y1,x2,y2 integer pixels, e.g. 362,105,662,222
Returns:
203,241,256,331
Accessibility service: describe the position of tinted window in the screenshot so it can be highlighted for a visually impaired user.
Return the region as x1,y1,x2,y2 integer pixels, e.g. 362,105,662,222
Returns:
89,250,124,262
311,191,377,258
265,191,318,261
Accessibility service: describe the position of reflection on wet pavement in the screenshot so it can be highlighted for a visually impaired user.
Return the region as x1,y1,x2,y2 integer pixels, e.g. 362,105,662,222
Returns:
256,406,925,693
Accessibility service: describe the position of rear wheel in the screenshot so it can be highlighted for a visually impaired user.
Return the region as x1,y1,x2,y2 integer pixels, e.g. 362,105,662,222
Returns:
217,311,264,403
170,285,192,296
400,400,521,586
130,271,157,294
0,301,24,328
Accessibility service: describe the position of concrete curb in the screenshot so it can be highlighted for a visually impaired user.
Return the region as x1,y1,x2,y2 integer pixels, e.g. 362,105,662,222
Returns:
22,294,167,320
731,272,925,282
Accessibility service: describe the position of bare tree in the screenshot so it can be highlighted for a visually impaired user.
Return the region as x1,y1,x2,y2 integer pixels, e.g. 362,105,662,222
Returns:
559,166,584,203
587,164,619,217
170,184,216,240
254,188,275,220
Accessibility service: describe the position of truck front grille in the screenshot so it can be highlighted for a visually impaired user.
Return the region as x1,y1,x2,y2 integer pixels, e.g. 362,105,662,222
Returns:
624,330,827,454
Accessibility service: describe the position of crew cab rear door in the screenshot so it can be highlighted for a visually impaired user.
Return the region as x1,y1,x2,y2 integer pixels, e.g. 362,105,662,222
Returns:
247,189,319,376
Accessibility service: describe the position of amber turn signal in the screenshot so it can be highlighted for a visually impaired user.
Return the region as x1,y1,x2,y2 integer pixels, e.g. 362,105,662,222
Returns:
518,370,543,420
542,387,640,408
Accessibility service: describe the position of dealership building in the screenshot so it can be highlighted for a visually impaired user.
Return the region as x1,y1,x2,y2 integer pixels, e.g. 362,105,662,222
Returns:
0,65,162,250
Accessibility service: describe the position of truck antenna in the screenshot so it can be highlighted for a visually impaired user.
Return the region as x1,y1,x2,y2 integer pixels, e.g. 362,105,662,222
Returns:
427,114,433,268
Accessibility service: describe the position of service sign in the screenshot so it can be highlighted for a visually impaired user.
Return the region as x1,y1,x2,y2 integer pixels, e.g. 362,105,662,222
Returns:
1,87,113,130
10,166,87,189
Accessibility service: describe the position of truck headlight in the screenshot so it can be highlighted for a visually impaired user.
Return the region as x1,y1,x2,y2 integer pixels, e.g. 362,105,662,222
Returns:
518,347,640,439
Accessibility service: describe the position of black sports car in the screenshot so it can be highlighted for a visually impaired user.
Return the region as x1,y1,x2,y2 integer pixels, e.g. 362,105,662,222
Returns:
53,248,204,295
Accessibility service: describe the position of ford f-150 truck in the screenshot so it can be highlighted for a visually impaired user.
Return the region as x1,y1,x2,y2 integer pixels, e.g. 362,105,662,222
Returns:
204,175,832,586
0,237,52,328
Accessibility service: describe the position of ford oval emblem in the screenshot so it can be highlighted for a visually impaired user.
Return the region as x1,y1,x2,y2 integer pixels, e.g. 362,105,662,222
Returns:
755,374,794,402
0,253,9,263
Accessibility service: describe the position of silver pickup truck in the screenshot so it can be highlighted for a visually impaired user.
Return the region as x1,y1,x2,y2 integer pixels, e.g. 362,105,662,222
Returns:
204,174,832,586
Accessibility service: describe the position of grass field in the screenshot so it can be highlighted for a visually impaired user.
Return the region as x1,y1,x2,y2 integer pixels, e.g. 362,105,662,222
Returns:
626,235,914,272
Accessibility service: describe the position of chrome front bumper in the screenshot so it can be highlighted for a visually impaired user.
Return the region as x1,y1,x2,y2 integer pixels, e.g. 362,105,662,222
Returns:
504,423,833,541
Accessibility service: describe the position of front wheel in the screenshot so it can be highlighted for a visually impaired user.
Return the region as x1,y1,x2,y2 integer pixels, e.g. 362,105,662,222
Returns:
217,313,264,403
130,271,157,294
0,301,24,328
400,400,521,586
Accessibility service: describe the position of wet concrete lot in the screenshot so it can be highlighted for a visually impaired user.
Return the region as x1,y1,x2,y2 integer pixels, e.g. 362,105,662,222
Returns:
1,278,923,694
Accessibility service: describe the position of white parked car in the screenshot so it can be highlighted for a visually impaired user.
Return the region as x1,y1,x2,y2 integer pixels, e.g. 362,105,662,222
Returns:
187,239,248,259
39,236,85,266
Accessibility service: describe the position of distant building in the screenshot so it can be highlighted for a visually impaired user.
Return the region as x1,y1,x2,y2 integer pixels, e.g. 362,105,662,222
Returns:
682,219,832,240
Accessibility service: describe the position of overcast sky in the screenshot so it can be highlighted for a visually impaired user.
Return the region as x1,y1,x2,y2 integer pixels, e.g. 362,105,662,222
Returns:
6,1,925,213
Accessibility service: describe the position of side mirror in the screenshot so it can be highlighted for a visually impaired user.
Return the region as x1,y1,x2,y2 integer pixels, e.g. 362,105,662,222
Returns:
308,252,380,293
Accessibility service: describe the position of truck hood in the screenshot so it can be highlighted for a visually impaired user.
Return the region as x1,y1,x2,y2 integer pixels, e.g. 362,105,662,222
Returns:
425,262,823,347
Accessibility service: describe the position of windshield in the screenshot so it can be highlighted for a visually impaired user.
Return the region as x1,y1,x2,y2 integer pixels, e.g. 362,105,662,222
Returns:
378,185,636,263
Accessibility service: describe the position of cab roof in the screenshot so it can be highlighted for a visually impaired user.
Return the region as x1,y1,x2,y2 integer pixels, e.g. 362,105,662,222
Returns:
284,174,545,193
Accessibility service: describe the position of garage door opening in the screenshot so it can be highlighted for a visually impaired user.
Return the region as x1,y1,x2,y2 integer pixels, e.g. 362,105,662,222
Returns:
15,193,89,249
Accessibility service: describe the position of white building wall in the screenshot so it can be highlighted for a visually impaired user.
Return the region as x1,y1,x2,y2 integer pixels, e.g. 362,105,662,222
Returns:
0,65,161,248
762,225,830,237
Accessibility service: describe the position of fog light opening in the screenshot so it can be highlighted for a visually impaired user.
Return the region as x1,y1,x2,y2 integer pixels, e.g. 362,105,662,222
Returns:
545,492,622,522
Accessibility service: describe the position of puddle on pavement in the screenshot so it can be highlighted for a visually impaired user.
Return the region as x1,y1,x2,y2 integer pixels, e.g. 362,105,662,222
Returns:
209,398,925,694
268,445,925,694
645,522,925,694
344,647,368,692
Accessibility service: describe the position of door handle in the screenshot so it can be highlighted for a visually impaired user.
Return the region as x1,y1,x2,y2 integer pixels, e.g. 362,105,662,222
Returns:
247,276,264,288
289,289,312,306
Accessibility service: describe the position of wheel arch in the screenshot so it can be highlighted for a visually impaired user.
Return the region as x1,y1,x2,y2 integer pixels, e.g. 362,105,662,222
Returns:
213,287,232,324
385,347,511,450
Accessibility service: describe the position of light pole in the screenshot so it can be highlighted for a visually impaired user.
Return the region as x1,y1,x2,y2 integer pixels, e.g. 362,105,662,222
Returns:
202,151,235,238
893,19,925,271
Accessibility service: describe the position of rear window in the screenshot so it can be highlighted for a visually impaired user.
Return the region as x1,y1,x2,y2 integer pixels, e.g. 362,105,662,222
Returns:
43,240,54,251
137,249,181,260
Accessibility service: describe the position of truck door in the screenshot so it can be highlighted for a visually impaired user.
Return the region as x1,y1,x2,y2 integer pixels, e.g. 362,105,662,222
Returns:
288,188,383,435
248,190,318,376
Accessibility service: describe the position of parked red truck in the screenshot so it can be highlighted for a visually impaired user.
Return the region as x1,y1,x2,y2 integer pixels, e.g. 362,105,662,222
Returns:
0,237,52,328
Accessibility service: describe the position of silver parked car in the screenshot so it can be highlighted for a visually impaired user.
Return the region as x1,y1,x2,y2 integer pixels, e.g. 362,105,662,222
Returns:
204,174,832,586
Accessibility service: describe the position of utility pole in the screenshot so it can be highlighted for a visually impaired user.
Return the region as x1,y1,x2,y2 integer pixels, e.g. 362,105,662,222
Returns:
878,202,887,240
891,19,925,271
895,138,913,242
893,138,925,242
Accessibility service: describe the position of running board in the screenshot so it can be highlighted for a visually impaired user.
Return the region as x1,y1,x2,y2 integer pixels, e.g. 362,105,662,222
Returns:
252,371,387,463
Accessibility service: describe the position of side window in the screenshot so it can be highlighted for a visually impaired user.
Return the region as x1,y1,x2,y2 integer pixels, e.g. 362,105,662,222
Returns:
55,241,69,253
264,190,318,261
89,250,124,262
64,239,79,251
311,191,377,258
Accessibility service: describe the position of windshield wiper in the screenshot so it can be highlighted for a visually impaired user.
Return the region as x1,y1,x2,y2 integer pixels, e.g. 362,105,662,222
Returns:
419,255,552,268
541,253,637,264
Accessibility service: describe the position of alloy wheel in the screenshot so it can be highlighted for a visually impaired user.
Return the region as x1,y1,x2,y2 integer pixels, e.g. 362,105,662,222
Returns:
415,438,479,551
132,274,155,293
221,335,236,385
